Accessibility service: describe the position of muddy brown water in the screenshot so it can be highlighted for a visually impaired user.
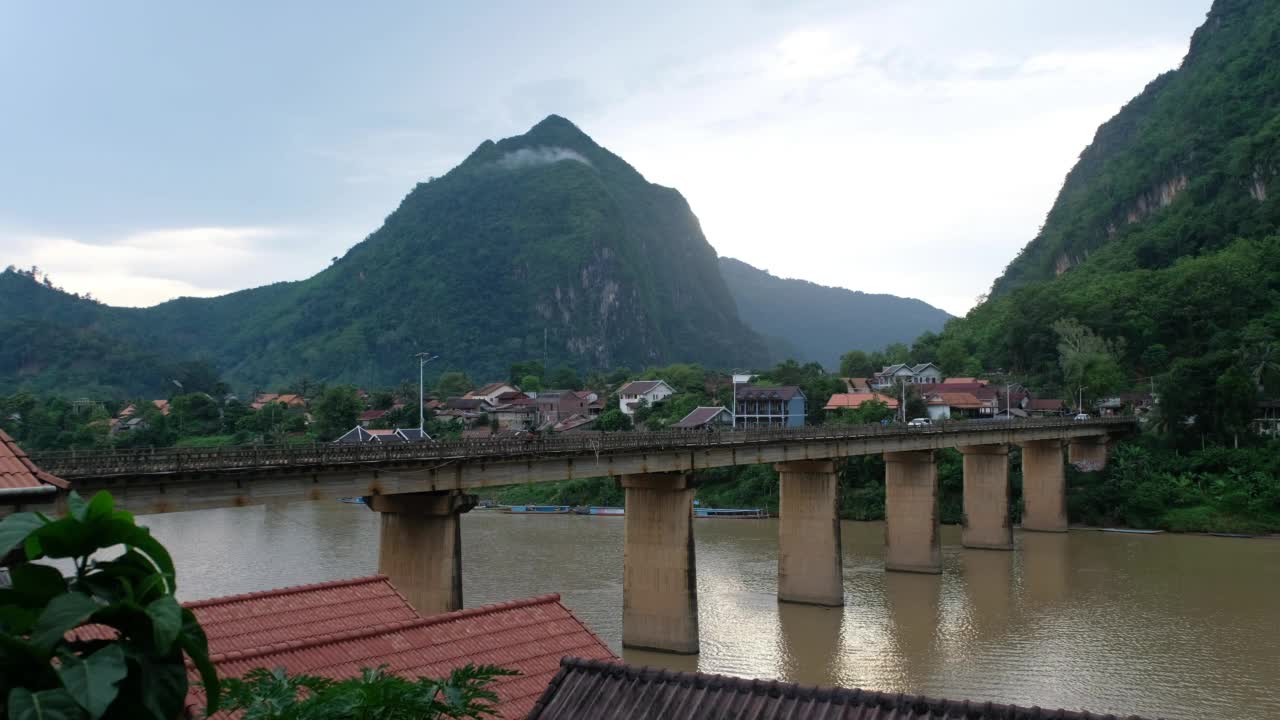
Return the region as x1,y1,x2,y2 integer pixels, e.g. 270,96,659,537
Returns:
143,502,1280,719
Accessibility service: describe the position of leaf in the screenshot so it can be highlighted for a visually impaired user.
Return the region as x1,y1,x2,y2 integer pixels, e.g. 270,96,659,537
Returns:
81,493,115,523
7,687,87,720
57,644,127,719
123,652,188,720
178,612,220,716
66,493,88,522
31,592,99,652
0,512,47,558
145,596,181,653
8,564,68,608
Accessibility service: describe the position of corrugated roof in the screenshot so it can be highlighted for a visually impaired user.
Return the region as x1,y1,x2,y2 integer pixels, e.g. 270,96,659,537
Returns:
736,385,804,401
193,594,616,720
617,380,668,396
0,428,68,491
824,393,899,410
1028,398,1067,411
528,657,1154,720
673,406,731,428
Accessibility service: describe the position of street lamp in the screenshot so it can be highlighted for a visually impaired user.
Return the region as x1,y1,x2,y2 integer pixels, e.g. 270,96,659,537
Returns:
1078,385,1088,414
415,352,439,432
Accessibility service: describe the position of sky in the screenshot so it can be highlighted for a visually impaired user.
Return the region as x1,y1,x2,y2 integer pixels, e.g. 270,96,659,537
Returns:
0,1,1212,316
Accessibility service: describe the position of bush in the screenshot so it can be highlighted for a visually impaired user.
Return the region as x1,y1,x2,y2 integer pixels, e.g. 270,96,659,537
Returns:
0,491,220,720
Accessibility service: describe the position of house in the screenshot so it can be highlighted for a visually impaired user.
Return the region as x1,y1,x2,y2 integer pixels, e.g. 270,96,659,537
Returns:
672,406,734,430
842,377,872,393
536,390,590,423
617,380,676,416
465,382,521,405
735,385,806,428
151,399,171,415
924,391,997,420
1026,398,1068,416
823,392,899,412
359,408,388,427
332,427,430,444
870,363,943,389
165,577,616,720
492,396,538,430
527,657,1150,720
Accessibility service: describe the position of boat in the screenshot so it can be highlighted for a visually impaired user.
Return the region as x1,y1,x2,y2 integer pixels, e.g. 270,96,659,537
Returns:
339,497,367,505
501,505,573,514
1101,528,1163,534
573,506,625,516
694,507,768,519
1208,532,1254,539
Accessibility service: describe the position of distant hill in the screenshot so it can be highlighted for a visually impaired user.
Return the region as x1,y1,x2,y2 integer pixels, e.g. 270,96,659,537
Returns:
0,116,771,397
719,257,951,369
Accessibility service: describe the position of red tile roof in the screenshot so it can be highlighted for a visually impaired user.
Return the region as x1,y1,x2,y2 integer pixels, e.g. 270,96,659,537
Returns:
0,429,68,491
192,593,615,719
186,575,418,655
360,408,388,421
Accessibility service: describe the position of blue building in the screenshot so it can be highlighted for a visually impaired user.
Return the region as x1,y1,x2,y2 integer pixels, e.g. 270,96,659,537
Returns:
734,385,806,428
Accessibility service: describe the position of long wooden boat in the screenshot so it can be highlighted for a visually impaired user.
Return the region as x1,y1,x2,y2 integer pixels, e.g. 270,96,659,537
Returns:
573,506,625,516
502,505,573,514
1101,528,1163,534
694,507,768,519
339,497,367,505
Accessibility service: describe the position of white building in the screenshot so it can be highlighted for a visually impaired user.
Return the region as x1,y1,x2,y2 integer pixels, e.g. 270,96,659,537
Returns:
617,380,676,415
871,363,944,389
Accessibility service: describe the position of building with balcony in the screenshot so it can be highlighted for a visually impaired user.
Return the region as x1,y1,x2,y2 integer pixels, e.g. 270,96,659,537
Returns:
734,385,805,428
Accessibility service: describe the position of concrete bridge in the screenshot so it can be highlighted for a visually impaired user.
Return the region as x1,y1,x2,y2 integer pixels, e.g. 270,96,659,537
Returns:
28,416,1132,654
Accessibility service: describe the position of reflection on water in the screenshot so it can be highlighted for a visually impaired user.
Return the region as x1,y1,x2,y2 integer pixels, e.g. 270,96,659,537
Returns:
141,503,1280,719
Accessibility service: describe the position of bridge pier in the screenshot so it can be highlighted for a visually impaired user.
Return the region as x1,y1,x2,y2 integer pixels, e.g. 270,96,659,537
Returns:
1068,436,1109,470
620,472,699,654
1019,439,1067,532
960,444,1013,550
367,491,477,615
775,460,843,606
883,450,941,574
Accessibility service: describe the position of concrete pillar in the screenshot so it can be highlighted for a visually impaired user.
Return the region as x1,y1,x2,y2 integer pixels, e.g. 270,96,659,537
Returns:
960,444,1013,550
1068,436,1109,470
621,472,699,654
775,460,843,606
367,491,476,615
883,450,941,574
1019,439,1067,532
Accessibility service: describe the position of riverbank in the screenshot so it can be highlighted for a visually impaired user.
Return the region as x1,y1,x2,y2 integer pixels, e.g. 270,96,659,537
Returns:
484,438,1280,535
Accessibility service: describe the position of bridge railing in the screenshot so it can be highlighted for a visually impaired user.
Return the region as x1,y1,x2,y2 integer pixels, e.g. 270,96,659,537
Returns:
30,416,1136,479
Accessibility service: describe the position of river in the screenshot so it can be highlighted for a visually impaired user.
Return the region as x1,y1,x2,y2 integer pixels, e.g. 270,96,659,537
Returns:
141,501,1280,719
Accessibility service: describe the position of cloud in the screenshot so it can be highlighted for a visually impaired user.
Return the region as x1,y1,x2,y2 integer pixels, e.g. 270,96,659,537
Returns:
496,146,592,170
2,225,345,307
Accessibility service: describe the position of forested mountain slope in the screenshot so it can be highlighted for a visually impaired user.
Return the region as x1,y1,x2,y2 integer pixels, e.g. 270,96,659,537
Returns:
935,0,1280,443
0,116,770,396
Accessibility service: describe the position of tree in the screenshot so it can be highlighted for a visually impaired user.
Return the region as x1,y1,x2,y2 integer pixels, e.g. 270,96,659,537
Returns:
170,393,222,437
509,360,544,387
435,372,473,398
1053,318,1125,406
827,400,894,425
547,365,582,390
313,386,362,440
520,375,543,393
596,408,633,432
219,664,515,720
838,350,874,378
0,491,221,720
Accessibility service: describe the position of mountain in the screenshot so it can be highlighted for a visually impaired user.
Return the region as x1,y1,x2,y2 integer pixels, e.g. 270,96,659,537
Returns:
0,116,771,396
927,0,1280,441
719,258,950,369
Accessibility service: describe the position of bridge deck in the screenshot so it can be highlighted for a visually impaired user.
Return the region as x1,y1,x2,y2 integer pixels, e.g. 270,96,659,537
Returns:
25,417,1134,514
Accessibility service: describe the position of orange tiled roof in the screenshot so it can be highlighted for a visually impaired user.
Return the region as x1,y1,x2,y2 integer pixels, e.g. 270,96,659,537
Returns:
824,392,899,410
190,592,616,719
0,429,69,491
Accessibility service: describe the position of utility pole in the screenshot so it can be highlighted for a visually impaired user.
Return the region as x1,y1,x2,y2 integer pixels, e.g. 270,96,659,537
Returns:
415,352,439,432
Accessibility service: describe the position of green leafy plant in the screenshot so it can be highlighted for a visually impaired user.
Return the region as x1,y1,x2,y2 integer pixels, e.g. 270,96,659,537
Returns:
0,491,218,720
219,663,517,720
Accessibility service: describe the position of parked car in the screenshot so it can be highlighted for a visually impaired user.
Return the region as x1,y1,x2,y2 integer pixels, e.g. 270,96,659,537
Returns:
907,417,932,427
1073,412,1090,421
